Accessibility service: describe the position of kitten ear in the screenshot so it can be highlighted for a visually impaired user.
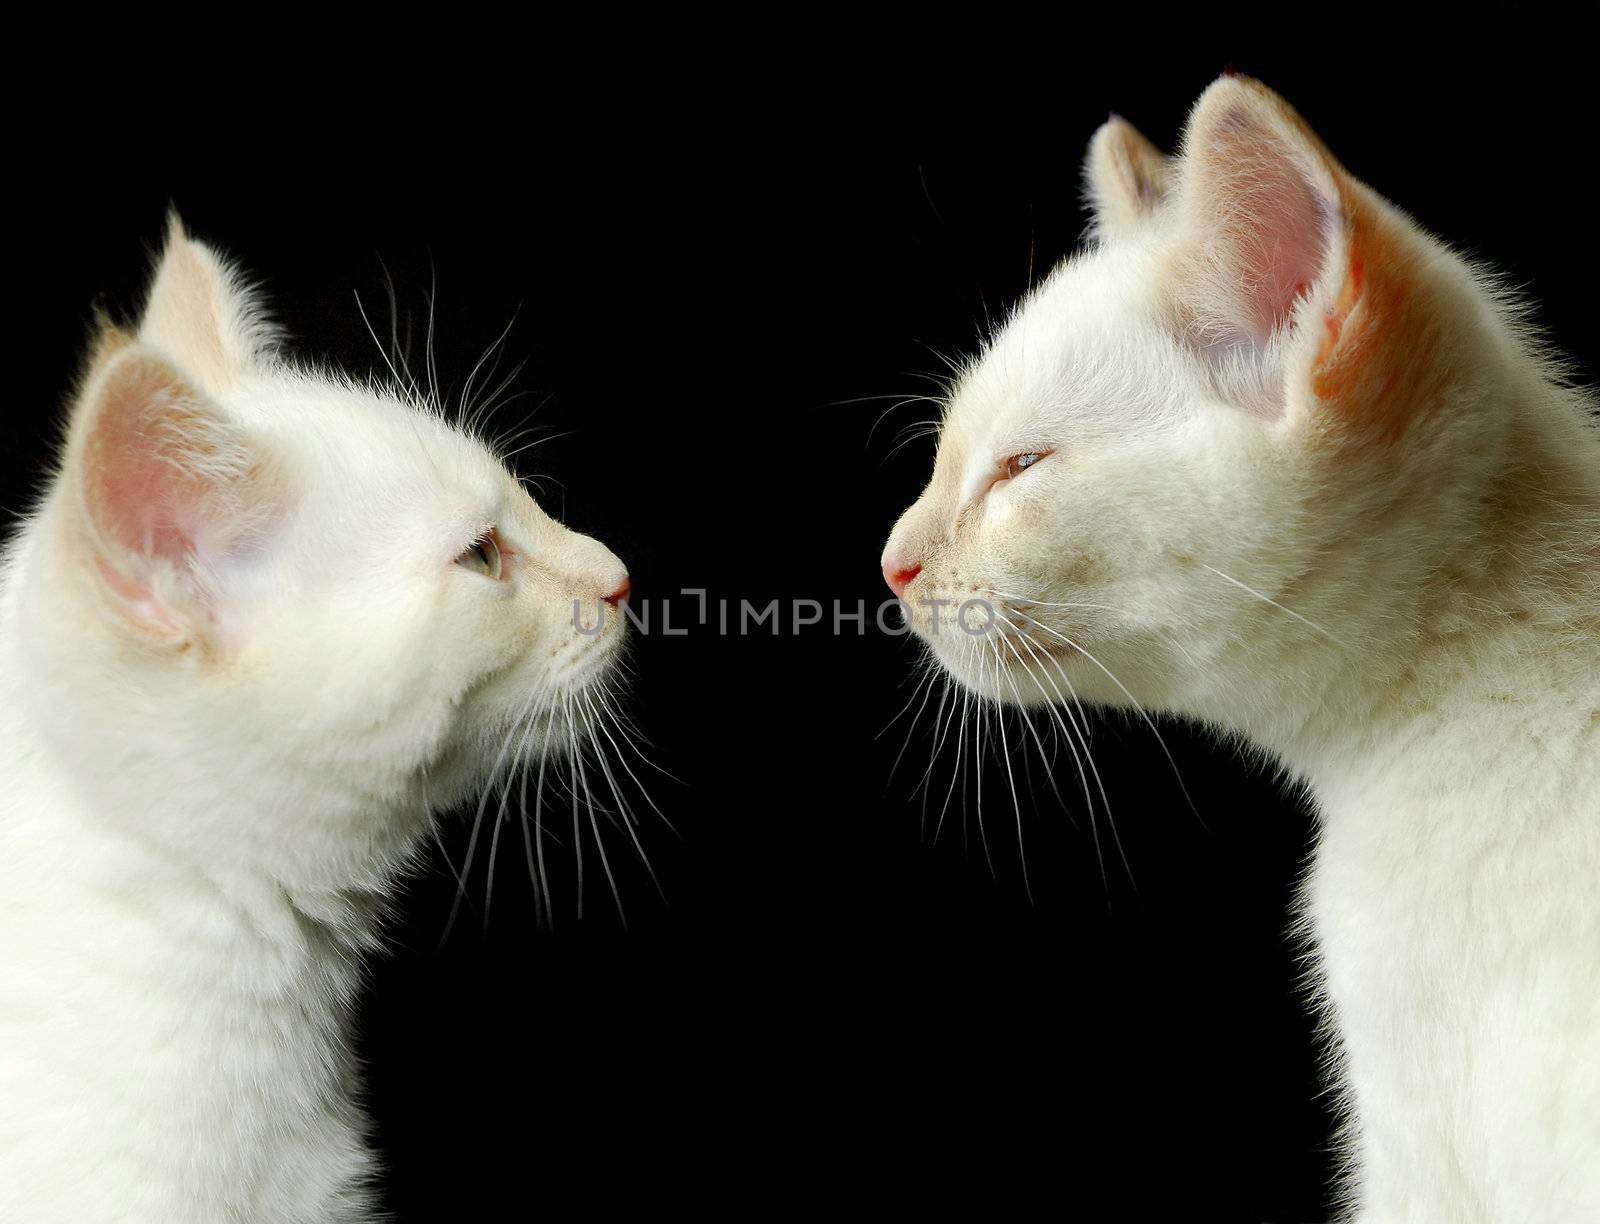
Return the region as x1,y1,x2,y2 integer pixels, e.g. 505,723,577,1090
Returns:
1171,76,1348,355
67,336,288,643
138,214,276,397
1169,76,1435,437
1084,115,1172,239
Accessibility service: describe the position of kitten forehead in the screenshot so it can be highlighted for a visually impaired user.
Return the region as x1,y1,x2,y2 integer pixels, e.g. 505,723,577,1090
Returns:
228,369,517,505
943,240,1186,460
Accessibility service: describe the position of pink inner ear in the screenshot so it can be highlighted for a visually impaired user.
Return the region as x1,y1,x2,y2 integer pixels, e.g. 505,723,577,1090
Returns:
84,358,213,569
78,352,279,633
1207,108,1337,347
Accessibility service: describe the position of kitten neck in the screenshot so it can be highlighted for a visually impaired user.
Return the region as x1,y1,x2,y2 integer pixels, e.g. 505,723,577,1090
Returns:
1278,378,1600,788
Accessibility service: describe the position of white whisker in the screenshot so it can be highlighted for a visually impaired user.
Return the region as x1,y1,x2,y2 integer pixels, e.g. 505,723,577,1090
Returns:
986,636,1032,904
1007,608,1197,822
1200,564,1350,650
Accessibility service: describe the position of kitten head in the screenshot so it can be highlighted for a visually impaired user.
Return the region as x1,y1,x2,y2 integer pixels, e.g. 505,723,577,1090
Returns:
20,217,630,880
882,77,1519,740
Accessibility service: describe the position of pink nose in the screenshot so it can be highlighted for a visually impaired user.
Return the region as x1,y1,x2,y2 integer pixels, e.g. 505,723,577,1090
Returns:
603,576,631,606
883,562,921,599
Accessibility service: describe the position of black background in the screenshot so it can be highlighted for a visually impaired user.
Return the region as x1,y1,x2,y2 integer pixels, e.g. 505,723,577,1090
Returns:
13,48,1593,1222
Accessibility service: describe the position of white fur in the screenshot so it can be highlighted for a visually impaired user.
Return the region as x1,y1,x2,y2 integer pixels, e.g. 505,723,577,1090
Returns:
884,78,1600,1222
0,219,630,1222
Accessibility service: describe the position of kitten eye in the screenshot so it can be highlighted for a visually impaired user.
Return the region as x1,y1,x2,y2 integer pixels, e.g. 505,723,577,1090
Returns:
455,531,503,580
1005,452,1047,479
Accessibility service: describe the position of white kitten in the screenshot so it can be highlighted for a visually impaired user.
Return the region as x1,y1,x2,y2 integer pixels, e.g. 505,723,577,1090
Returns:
883,78,1600,1222
0,219,631,1222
